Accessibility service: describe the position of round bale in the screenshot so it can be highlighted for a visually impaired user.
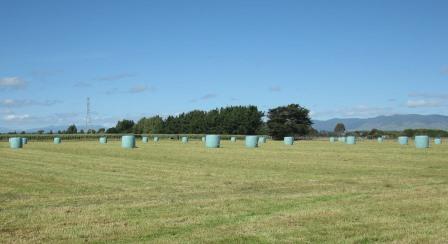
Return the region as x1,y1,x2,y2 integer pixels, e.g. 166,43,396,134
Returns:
181,136,189,143
21,138,28,145
346,136,356,145
99,136,107,144
153,136,159,142
54,137,61,144
142,136,149,143
434,138,442,145
121,135,136,149
415,135,429,149
245,136,259,148
9,137,23,149
205,135,220,148
398,136,408,145
284,137,294,145
230,136,237,142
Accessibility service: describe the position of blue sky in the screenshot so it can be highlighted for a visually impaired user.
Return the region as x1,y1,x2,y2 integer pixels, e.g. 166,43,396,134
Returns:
1,0,447,130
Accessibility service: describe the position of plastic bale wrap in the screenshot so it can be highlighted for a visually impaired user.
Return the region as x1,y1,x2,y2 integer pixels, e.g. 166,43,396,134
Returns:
346,136,356,145
398,136,408,145
245,136,259,148
205,135,220,148
9,137,23,149
284,137,294,145
54,137,61,144
415,135,429,149
121,135,136,149
338,137,346,142
142,136,149,143
99,137,107,144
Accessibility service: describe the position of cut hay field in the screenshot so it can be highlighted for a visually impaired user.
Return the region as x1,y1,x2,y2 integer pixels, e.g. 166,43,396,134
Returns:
1,140,448,243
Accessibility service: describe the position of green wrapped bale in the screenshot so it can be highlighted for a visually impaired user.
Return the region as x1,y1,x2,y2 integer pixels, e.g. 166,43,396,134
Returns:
9,137,23,149
181,136,189,143
142,136,149,143
284,137,294,145
415,135,429,149
205,135,220,148
245,136,258,148
54,137,61,144
398,136,408,145
121,135,136,149
99,136,107,144
346,136,356,145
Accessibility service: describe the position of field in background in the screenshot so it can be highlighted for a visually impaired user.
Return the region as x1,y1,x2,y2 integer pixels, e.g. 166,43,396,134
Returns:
1,140,448,243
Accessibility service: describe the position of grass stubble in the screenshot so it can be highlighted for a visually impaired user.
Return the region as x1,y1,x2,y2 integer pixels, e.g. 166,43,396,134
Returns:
1,139,447,243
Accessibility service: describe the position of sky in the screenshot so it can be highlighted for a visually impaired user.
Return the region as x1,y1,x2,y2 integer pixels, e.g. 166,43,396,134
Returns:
1,0,448,130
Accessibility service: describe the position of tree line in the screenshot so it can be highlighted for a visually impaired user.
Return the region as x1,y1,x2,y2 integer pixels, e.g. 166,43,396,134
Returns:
104,104,313,139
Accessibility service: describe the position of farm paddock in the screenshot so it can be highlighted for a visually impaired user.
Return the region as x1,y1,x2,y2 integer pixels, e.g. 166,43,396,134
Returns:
1,140,448,243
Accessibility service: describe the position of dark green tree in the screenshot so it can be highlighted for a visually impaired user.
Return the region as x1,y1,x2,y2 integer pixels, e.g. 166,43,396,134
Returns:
66,124,77,134
134,116,165,134
105,127,117,133
334,123,346,136
114,119,135,133
267,104,312,140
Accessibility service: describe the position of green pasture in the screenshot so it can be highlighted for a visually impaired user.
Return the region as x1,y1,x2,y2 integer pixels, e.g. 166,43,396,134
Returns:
1,140,447,243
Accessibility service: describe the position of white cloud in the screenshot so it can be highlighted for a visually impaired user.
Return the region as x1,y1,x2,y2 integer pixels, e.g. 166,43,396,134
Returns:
312,105,394,119
406,99,442,108
406,92,448,108
0,99,61,107
0,77,27,89
3,114,30,121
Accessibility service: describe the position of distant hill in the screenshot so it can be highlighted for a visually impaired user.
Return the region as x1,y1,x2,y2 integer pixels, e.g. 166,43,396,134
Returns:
313,114,448,131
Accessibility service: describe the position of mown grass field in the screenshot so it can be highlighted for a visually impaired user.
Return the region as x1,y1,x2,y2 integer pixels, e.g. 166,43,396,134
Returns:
1,139,448,243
